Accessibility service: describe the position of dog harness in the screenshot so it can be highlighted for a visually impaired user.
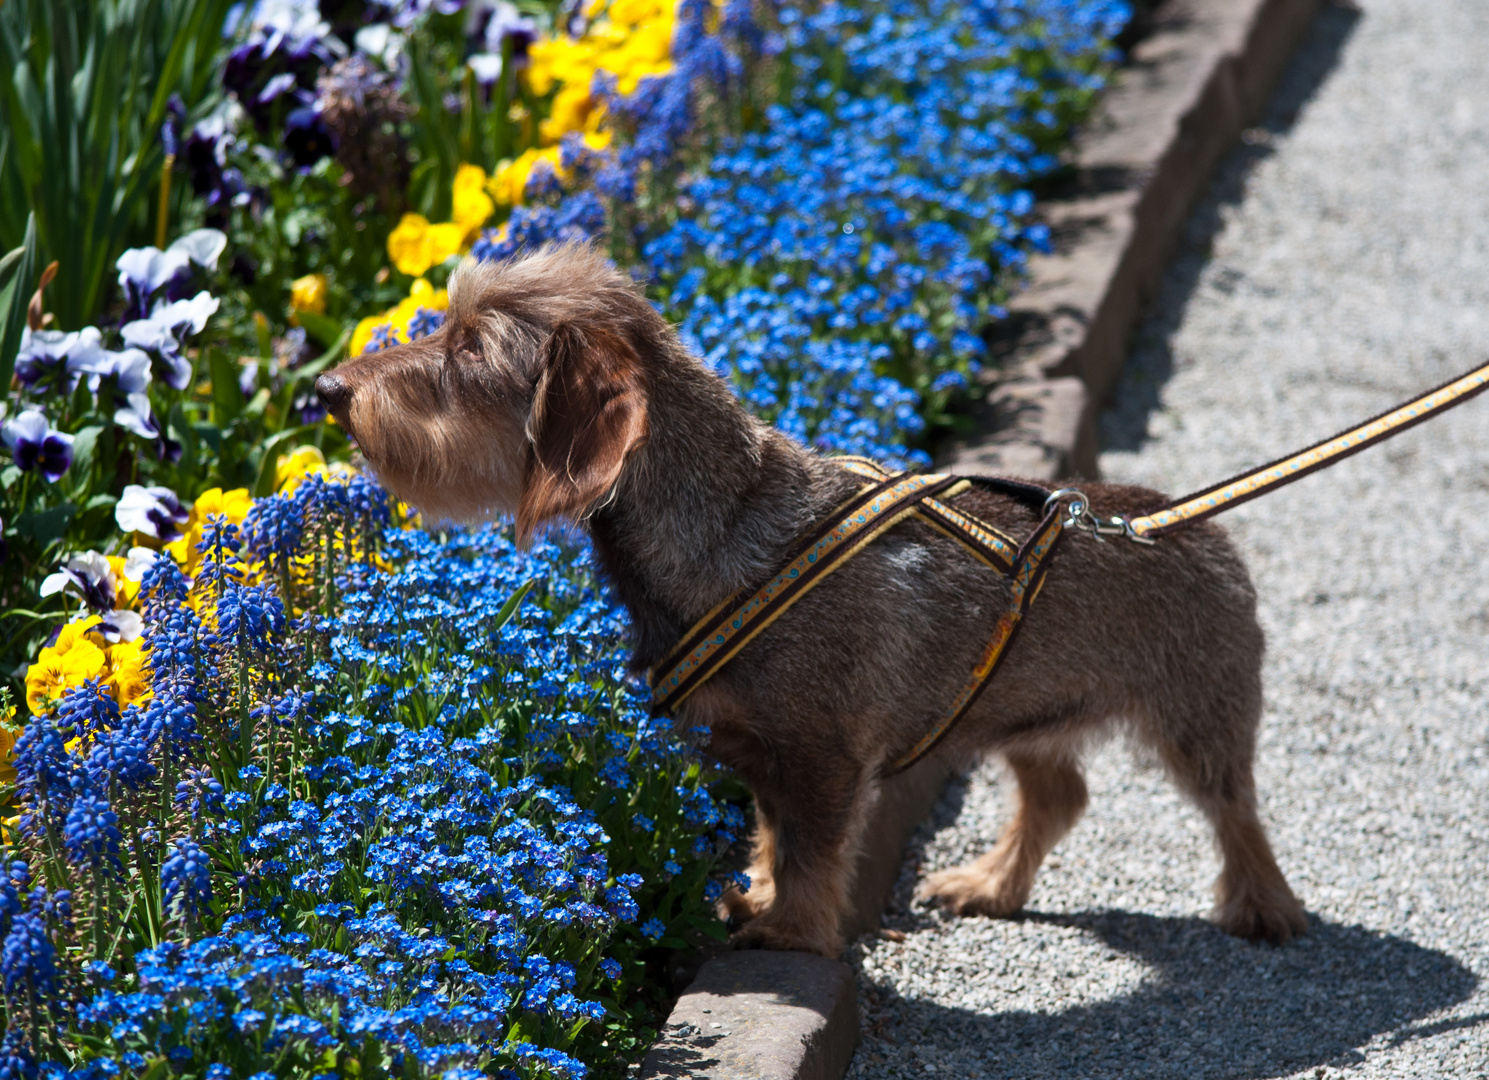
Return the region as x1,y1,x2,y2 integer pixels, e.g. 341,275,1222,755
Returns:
648,457,1071,774
649,356,1489,774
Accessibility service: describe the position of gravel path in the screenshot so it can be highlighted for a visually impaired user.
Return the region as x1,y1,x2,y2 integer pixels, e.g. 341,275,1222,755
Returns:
847,2,1489,1076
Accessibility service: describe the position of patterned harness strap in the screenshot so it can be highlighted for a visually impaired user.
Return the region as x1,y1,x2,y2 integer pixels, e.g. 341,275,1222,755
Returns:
648,457,1065,776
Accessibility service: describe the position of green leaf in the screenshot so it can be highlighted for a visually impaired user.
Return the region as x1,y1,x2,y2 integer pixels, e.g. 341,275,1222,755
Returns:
255,311,274,359
0,212,36,391
83,492,117,512
68,423,105,479
243,386,272,421
295,309,347,351
0,244,23,288
692,916,730,942
169,403,199,476
250,424,316,498
14,500,76,544
492,579,537,634
207,345,247,423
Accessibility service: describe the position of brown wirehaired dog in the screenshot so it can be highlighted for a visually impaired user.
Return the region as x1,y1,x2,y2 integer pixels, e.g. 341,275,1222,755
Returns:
316,243,1308,956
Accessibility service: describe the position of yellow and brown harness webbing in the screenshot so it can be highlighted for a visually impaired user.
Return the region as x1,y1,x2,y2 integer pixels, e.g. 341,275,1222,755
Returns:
648,458,1068,775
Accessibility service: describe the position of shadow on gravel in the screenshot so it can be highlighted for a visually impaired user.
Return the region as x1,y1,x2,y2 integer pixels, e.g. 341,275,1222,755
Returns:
858,909,1477,1079
1100,0,1363,454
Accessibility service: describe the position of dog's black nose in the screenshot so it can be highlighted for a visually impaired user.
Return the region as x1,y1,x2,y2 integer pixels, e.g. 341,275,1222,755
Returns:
316,373,350,411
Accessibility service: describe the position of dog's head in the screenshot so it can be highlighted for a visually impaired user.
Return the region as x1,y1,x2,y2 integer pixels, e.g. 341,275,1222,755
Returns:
317,243,652,543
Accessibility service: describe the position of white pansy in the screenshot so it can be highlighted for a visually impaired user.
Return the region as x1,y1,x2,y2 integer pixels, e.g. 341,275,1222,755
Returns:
97,609,145,644
122,547,160,581
39,551,117,611
169,229,228,274
152,291,220,335
116,484,191,540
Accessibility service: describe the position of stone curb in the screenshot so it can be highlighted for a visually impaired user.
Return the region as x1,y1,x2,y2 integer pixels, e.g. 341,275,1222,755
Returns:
949,0,1327,482
642,1,1323,1075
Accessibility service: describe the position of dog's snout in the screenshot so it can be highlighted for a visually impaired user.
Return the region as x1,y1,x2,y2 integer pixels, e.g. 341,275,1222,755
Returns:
316,373,350,411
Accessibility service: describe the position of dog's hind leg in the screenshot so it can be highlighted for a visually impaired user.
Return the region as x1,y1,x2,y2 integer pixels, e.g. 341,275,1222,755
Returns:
1144,690,1308,944
918,751,1088,918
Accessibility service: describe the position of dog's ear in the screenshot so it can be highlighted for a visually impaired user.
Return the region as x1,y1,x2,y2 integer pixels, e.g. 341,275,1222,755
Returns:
517,321,649,545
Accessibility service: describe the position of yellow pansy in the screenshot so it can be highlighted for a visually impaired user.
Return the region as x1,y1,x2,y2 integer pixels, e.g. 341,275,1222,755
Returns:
490,147,566,206
452,164,496,238
53,615,105,656
387,213,466,278
290,273,329,316
27,638,107,715
350,314,387,358
527,37,602,97
105,640,151,708
392,278,450,325
350,279,451,358
541,83,597,143
524,0,674,140
277,445,329,493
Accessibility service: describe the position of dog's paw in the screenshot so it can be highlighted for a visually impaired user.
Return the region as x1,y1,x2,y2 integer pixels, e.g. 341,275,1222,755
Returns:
729,916,841,957
916,863,1029,918
715,882,772,927
1214,889,1309,945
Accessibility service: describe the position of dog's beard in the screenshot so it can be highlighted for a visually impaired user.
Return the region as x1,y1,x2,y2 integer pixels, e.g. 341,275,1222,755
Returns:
347,394,527,526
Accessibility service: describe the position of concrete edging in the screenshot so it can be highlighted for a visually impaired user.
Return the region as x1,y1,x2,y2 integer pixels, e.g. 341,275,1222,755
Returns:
643,0,1324,1075
950,0,1327,482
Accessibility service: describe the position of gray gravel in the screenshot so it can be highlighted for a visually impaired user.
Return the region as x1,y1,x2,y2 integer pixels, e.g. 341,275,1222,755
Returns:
847,2,1489,1076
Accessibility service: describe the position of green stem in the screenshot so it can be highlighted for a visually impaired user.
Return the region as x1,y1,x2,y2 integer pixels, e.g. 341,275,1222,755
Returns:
92,864,106,956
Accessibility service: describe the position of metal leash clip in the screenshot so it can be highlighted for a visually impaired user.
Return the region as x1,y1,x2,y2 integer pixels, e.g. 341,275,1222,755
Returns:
1042,488,1156,545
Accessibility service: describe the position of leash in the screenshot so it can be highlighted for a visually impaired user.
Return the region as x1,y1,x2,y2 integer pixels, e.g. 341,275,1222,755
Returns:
649,356,1489,775
1086,356,1489,541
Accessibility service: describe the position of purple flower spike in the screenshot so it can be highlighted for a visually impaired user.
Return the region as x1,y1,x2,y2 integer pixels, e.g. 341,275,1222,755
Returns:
1,409,74,482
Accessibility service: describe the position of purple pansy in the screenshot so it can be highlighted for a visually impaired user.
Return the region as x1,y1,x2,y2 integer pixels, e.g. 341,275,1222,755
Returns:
116,229,227,320
184,109,247,227
121,291,220,391
465,0,537,82
14,329,82,394
1,409,74,482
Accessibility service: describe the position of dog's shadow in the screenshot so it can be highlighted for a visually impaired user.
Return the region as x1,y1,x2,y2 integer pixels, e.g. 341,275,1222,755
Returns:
872,909,1477,1078
849,768,1482,1079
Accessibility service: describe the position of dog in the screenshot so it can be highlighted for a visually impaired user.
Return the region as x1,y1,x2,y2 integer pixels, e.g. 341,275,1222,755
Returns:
315,242,1308,957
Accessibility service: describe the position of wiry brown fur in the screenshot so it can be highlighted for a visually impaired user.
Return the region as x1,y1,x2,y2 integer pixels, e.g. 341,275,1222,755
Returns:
318,243,1308,957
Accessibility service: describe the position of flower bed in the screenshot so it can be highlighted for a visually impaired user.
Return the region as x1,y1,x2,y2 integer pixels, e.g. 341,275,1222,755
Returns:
0,0,1129,1076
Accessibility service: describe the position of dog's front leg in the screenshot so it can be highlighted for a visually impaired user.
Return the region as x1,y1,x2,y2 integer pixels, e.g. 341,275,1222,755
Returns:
726,757,866,958
717,810,777,925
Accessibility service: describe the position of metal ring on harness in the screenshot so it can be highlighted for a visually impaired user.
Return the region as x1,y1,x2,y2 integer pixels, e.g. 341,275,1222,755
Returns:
1044,487,1155,545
